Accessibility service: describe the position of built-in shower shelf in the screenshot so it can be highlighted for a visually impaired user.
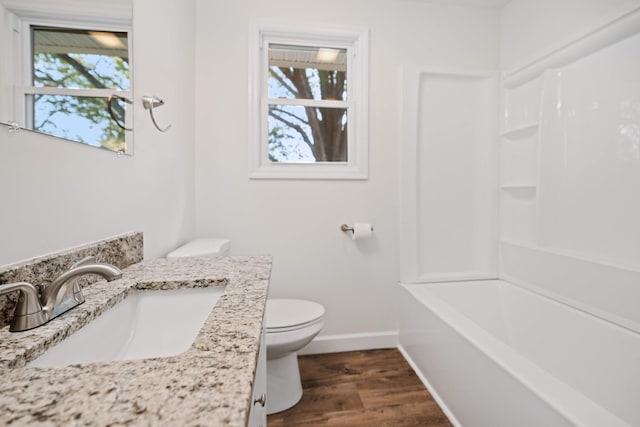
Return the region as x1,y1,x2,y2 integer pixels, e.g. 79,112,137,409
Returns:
501,123,539,139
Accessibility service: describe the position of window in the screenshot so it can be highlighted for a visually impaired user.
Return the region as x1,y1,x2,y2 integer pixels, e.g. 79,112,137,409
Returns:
15,19,132,153
250,23,369,179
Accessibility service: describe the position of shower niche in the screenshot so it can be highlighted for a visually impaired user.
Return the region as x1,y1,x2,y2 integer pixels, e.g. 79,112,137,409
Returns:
399,67,498,283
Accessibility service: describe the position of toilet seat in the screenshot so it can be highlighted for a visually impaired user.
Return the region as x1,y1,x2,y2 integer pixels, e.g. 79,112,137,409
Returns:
266,299,325,333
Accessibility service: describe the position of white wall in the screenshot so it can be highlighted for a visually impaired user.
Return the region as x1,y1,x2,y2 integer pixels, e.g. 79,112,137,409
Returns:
194,0,499,349
0,0,197,265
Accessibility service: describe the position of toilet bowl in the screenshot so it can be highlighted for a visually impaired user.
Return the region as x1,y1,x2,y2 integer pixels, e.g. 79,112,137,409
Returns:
266,298,325,415
166,239,325,415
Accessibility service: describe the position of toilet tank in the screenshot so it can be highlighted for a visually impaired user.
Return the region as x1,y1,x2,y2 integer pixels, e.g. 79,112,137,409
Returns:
166,238,231,258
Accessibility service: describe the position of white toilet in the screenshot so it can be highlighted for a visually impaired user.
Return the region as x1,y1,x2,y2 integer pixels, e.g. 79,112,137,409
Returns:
265,298,324,414
166,239,325,415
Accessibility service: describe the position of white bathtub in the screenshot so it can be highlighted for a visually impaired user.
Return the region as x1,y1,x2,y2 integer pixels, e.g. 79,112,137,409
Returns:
398,280,640,427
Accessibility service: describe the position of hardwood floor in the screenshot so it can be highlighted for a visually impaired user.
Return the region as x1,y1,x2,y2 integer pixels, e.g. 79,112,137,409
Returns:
267,349,453,427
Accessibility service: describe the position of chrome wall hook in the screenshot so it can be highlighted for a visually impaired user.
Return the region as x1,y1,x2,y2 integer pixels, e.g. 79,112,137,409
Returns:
142,95,171,132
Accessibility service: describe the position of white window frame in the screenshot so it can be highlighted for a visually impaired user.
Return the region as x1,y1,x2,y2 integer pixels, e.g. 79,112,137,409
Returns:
249,21,369,180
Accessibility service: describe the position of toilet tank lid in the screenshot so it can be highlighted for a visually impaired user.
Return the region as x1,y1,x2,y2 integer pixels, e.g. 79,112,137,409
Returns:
266,299,325,329
166,238,231,258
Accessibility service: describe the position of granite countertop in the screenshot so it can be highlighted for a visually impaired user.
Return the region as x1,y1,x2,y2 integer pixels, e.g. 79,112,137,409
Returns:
0,255,271,426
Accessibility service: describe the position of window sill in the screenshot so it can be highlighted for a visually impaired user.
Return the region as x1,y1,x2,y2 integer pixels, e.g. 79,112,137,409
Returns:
249,162,368,180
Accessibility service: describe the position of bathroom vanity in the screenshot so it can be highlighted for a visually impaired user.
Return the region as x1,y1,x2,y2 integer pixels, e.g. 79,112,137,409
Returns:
0,234,270,426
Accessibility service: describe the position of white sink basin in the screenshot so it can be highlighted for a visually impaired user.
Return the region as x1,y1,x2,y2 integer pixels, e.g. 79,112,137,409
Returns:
28,287,225,368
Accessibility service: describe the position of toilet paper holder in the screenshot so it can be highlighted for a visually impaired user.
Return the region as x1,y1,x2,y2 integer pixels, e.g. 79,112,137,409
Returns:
340,224,373,233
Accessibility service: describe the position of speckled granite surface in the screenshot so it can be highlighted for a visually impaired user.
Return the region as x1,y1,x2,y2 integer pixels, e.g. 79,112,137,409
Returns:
0,232,143,329
0,255,271,426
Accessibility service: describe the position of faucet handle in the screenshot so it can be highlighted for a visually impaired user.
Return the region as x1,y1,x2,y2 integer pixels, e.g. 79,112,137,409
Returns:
0,282,47,332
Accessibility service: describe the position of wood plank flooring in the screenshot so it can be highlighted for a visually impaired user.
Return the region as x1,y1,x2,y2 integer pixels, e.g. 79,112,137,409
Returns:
267,349,453,427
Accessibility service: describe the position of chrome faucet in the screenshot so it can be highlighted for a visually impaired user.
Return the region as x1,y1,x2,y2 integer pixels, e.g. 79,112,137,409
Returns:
41,256,123,320
0,256,122,332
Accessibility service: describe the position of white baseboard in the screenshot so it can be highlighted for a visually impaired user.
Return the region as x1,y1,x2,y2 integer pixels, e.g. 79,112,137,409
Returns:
298,331,398,355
